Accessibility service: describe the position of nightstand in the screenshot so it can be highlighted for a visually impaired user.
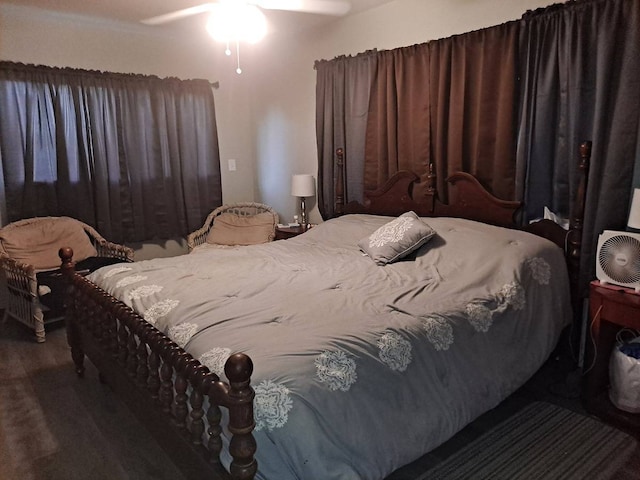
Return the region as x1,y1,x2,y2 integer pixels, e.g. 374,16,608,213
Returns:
583,280,640,438
275,225,306,240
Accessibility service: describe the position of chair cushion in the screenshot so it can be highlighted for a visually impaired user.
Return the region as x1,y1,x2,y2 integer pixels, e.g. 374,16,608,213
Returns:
0,217,98,270
206,212,275,246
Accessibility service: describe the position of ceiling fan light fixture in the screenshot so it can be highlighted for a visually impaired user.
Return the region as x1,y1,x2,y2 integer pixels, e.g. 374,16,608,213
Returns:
141,0,352,75
206,3,267,44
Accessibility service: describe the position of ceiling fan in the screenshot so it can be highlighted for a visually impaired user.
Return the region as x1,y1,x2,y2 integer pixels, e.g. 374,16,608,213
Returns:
142,0,351,74
141,0,352,26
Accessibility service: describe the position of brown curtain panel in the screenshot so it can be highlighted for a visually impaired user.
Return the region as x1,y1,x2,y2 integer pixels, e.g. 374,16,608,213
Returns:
364,44,431,190
429,22,519,201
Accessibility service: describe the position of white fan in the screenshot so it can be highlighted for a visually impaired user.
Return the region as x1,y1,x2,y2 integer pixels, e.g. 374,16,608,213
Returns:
141,0,352,25
596,230,640,292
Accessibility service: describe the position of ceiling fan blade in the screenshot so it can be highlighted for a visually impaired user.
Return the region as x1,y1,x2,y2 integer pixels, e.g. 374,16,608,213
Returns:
141,3,216,25
254,0,351,16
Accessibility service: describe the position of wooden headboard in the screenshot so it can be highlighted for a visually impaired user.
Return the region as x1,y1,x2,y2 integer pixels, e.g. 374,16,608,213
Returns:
333,144,590,246
335,149,522,228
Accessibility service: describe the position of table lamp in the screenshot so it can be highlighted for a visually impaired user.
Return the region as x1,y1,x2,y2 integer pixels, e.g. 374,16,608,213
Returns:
291,174,315,228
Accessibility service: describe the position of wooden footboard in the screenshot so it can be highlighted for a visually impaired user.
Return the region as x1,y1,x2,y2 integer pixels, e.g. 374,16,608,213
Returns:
59,248,257,480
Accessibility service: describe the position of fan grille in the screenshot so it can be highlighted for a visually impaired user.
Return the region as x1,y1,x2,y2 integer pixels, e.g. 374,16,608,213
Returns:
599,235,640,284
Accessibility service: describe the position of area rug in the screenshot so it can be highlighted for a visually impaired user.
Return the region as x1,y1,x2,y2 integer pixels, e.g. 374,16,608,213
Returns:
418,401,637,480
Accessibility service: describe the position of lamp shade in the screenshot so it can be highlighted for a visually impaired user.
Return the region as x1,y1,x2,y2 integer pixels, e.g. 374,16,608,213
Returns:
291,174,315,197
628,188,640,229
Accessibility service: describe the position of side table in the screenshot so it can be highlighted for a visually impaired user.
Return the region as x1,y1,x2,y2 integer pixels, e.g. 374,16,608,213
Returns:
583,280,640,438
275,225,307,240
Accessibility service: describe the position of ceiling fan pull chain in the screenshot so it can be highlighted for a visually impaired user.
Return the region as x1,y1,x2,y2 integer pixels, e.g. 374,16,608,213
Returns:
236,40,242,74
225,40,231,56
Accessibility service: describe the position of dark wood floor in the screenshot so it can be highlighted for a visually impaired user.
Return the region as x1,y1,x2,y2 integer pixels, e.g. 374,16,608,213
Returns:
0,319,187,480
1,317,638,480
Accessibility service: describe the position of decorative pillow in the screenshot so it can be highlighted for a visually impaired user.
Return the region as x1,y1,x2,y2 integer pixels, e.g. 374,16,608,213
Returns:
206,212,276,246
0,217,98,270
358,211,436,265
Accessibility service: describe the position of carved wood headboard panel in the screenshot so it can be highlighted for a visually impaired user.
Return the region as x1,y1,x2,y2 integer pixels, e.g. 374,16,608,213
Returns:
334,148,522,229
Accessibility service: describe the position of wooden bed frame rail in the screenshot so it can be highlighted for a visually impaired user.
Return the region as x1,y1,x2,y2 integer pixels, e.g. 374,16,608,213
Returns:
59,248,257,480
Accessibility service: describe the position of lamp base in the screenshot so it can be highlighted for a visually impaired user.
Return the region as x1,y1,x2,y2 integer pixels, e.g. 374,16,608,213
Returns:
300,198,307,228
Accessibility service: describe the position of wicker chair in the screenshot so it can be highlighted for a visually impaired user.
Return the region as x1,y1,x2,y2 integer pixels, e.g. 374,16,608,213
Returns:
0,217,134,342
187,202,279,252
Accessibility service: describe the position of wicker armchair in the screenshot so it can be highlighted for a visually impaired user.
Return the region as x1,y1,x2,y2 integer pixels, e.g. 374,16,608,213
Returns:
187,202,279,252
0,216,134,342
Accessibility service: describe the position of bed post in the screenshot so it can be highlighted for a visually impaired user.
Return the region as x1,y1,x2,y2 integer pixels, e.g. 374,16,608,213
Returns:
567,141,591,275
335,148,345,216
210,353,257,480
567,141,591,332
59,247,85,377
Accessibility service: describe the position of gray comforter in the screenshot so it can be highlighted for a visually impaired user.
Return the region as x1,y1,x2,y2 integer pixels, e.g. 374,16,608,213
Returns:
88,214,571,480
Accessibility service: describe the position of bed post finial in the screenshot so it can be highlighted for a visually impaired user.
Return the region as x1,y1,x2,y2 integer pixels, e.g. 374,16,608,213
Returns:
335,148,345,216
59,247,75,278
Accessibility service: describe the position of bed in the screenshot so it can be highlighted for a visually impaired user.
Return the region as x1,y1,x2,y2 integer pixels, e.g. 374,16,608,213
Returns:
59,143,591,480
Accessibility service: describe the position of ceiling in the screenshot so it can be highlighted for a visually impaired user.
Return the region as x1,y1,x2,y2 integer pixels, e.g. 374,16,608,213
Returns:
1,0,397,34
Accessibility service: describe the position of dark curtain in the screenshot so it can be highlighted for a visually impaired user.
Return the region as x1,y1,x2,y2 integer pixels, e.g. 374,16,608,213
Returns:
363,44,430,190
318,22,519,207
516,0,640,294
0,62,222,243
429,22,519,201
315,52,377,219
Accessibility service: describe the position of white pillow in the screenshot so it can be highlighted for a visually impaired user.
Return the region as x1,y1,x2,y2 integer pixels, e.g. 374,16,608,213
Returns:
358,211,436,265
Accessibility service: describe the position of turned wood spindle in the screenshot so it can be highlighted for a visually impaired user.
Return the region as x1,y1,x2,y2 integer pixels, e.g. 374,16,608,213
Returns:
174,371,189,431
126,324,138,378
147,346,161,399
159,359,174,415
189,366,208,446
117,319,128,367
203,375,223,465
136,333,149,387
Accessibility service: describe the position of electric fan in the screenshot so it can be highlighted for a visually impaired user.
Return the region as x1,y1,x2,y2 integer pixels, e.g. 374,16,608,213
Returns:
596,230,640,292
